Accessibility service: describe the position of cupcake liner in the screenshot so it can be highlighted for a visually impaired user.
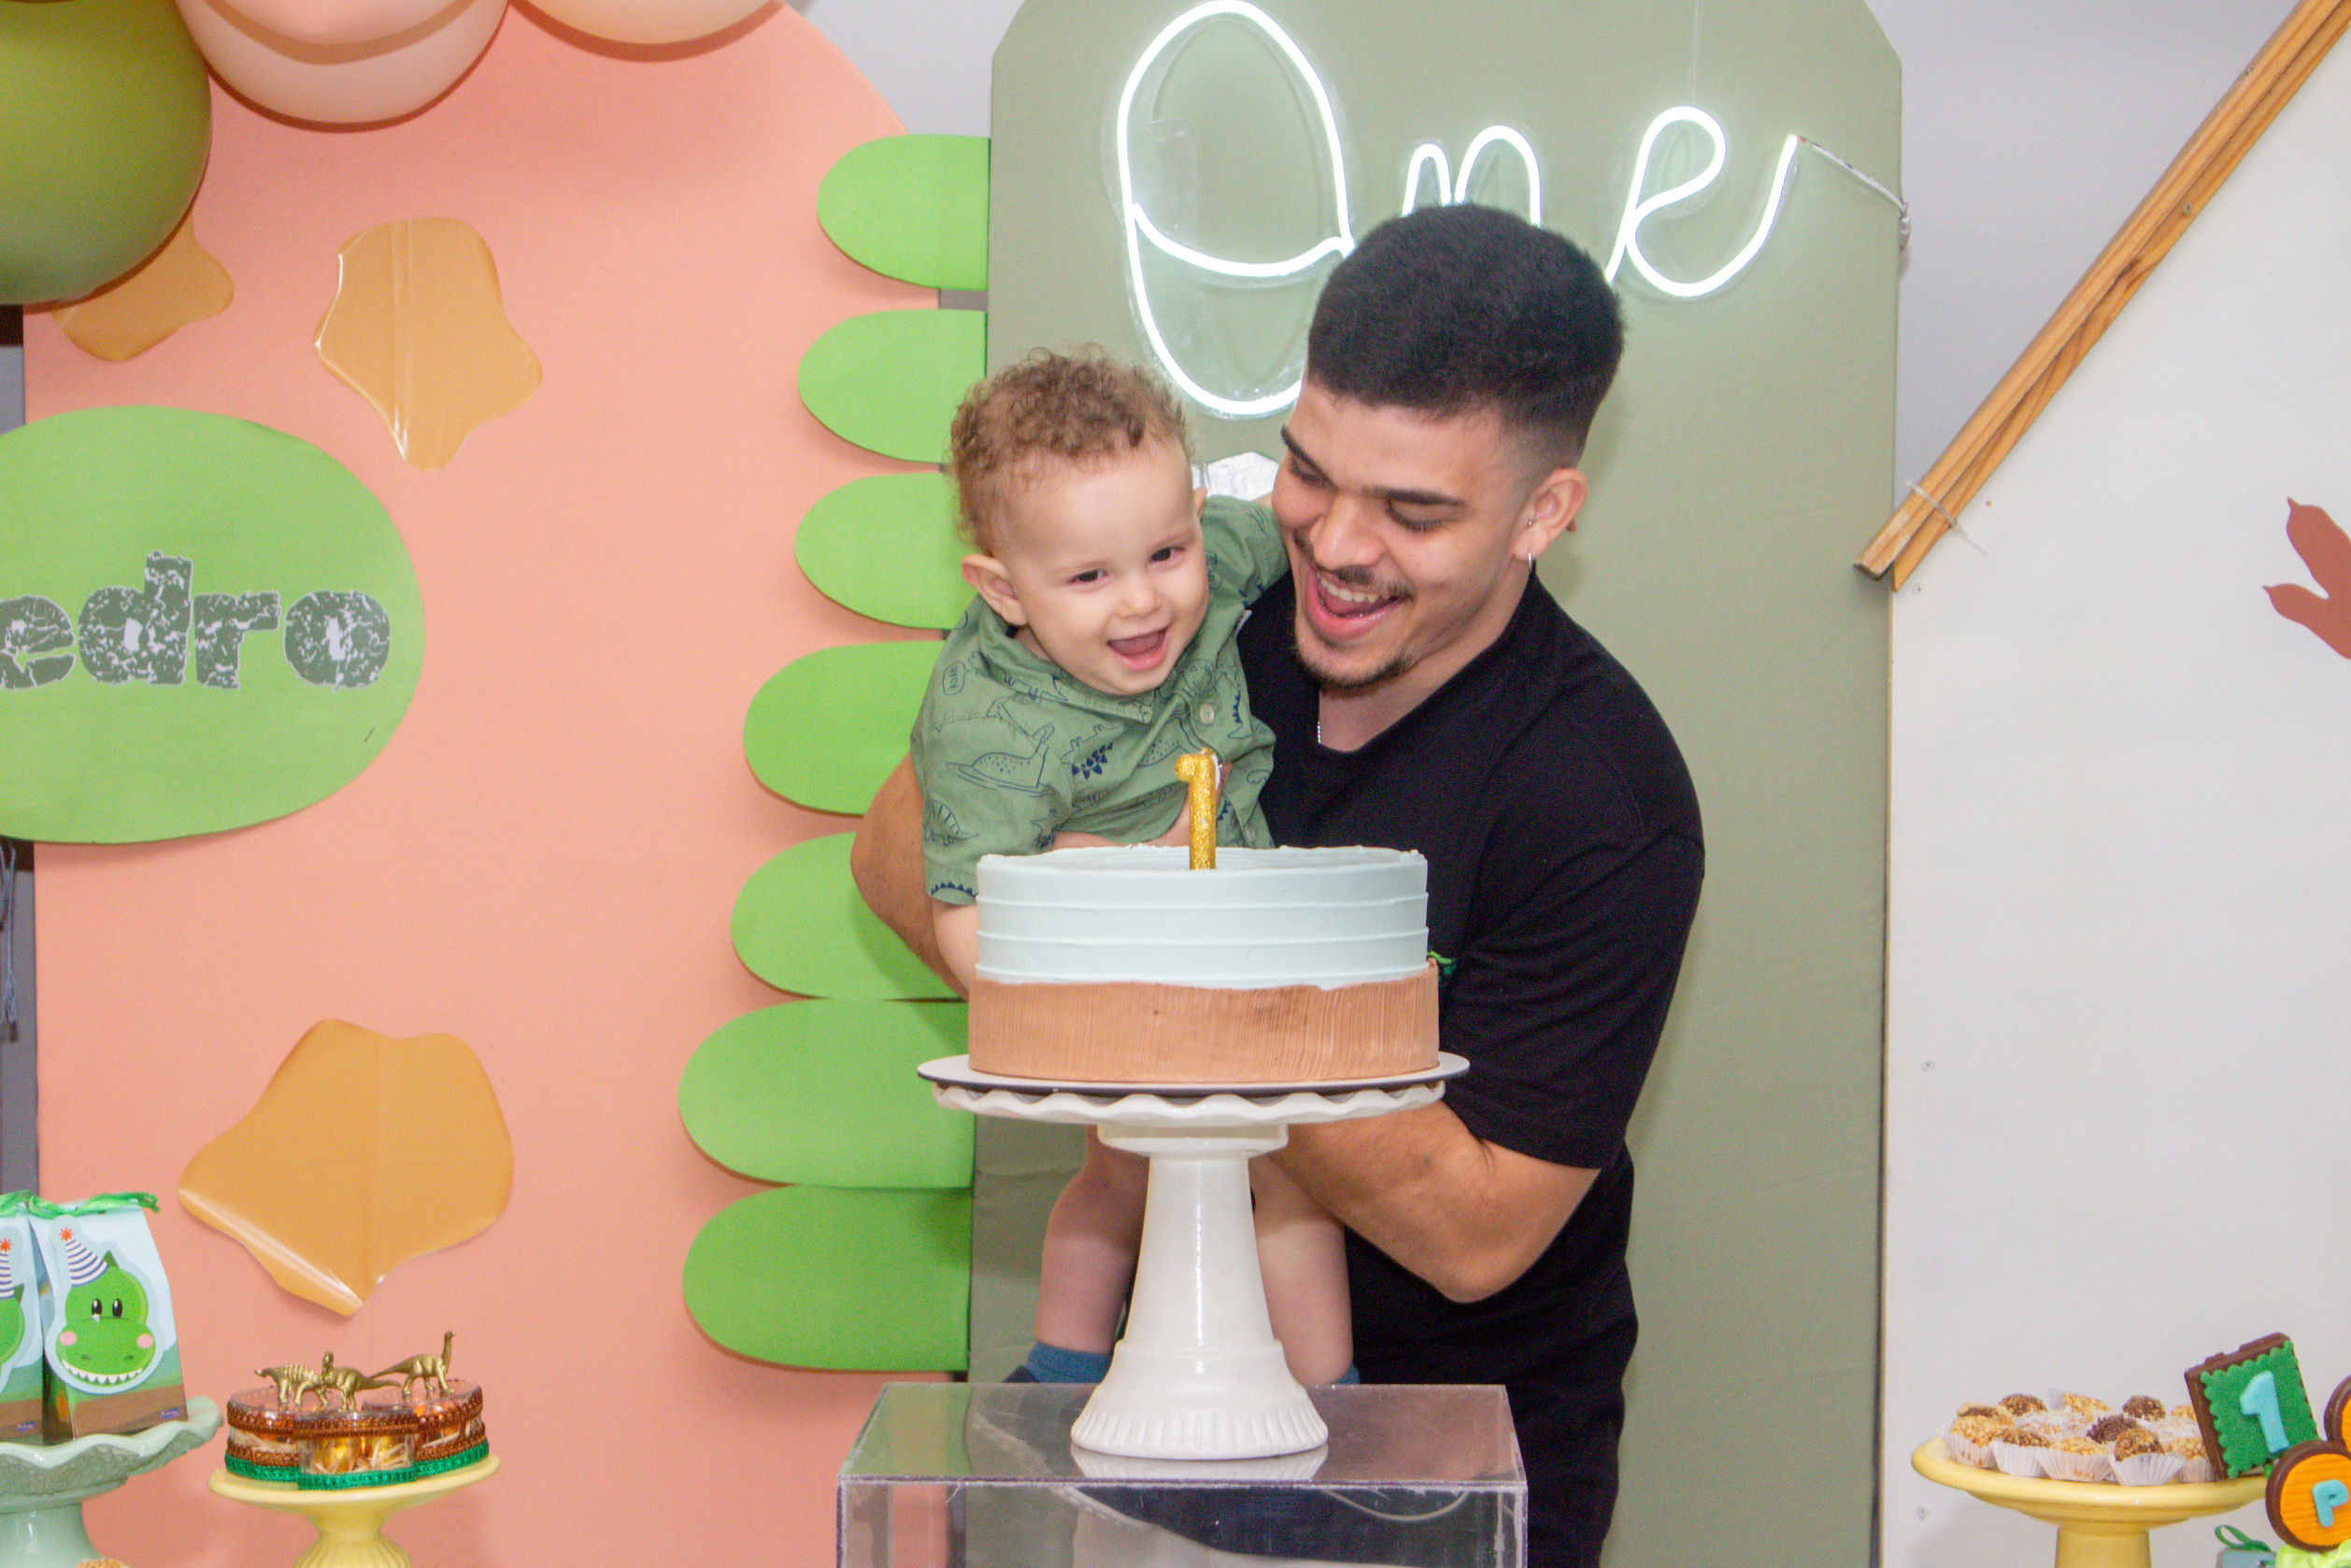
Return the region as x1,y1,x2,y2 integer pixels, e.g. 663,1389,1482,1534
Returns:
2112,1451,2184,1487
1943,1428,1994,1468
1988,1439,2047,1479
2038,1445,2115,1484
2177,1453,2213,1484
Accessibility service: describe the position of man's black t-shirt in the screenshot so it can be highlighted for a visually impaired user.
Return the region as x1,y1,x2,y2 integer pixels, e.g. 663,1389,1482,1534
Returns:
1239,571,1703,1563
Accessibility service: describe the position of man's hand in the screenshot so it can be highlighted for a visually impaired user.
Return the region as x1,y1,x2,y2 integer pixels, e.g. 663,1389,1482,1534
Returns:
1277,1105,1597,1303
849,756,962,994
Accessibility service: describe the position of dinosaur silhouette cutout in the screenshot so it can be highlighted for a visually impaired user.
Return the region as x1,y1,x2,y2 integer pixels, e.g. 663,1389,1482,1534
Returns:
2267,499,2351,660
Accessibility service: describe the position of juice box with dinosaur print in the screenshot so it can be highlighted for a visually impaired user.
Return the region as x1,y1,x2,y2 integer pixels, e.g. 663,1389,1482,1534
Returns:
32,1200,185,1440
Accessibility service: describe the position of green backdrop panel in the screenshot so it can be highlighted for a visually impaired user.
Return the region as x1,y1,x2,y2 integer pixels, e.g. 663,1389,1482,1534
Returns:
798,309,985,464
987,3,1896,1561
0,406,425,842
684,1186,970,1370
745,639,937,816
818,135,991,292
680,999,971,1188
795,472,971,632
0,0,208,305
733,834,956,1001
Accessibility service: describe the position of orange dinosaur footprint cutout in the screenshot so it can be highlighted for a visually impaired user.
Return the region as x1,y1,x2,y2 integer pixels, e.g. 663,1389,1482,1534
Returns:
2267,499,2351,659
179,1020,512,1315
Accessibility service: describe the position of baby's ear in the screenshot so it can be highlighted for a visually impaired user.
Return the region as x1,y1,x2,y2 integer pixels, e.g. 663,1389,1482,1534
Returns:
962,554,1027,627
1193,484,1208,518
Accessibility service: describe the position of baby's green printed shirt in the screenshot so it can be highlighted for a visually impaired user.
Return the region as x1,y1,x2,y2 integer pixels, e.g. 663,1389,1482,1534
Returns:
912,496,1287,904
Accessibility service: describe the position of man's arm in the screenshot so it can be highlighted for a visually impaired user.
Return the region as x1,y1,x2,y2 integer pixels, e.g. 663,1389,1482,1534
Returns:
850,756,962,993
1283,828,1703,1304
1277,1108,1594,1304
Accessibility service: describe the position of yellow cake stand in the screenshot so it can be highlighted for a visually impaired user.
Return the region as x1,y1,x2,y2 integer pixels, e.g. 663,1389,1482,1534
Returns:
209,1454,497,1568
1913,1439,2264,1568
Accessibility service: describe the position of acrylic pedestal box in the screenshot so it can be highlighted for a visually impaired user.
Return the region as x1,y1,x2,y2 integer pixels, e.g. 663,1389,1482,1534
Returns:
839,1382,1525,1568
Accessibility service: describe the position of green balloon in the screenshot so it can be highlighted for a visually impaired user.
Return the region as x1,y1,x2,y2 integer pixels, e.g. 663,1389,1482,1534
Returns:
0,0,210,306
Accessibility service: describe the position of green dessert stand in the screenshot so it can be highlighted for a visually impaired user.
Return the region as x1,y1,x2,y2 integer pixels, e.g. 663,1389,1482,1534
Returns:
0,1397,221,1567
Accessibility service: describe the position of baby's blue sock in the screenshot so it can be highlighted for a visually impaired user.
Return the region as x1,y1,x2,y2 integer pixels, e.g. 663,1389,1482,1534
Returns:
1333,1364,1361,1384
1021,1342,1112,1383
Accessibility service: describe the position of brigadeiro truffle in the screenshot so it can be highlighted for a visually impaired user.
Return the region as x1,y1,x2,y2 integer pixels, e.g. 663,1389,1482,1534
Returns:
2001,1427,2050,1449
1956,1404,2011,1424
2121,1395,2166,1420
1999,1393,2048,1416
2087,1414,2141,1444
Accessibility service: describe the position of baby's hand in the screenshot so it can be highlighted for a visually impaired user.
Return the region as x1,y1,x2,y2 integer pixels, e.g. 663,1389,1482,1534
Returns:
1051,762,1232,851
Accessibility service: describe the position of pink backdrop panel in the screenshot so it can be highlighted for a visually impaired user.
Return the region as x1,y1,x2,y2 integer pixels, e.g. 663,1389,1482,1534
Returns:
23,11,938,1566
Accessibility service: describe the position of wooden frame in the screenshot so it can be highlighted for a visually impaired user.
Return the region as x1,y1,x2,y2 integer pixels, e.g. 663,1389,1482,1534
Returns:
1858,0,2351,587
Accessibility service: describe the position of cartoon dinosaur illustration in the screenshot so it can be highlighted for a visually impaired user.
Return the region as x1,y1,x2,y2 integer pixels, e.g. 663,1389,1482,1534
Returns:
947,711,1055,794
312,1351,396,1408
921,794,971,848
372,1331,455,1399
53,1252,155,1390
257,1361,325,1407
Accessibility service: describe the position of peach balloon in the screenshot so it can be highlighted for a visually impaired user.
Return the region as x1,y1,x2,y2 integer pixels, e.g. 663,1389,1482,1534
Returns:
174,0,505,124
210,0,455,50
520,0,768,48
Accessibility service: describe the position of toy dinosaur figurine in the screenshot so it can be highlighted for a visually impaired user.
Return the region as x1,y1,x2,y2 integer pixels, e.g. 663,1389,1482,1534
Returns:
312,1352,395,1409
373,1332,455,1399
256,1361,325,1407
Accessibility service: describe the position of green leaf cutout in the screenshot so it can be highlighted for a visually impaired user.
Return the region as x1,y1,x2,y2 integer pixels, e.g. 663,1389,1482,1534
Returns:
817,135,990,292
795,472,971,631
799,309,984,464
685,1186,970,1370
733,834,955,1001
745,639,936,816
680,999,970,1188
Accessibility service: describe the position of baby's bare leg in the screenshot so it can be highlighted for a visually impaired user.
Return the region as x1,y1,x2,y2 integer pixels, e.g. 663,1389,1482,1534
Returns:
1251,1156,1352,1384
1035,1130,1150,1354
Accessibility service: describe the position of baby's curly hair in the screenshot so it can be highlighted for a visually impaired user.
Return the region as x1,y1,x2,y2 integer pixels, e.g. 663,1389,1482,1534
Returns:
948,349,1190,553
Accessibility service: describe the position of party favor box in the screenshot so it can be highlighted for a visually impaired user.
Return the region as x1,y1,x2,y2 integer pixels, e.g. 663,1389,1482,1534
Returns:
0,1205,42,1440
33,1197,186,1440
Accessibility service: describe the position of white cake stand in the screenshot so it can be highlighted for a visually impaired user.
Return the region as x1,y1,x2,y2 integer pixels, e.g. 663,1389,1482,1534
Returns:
920,1054,1465,1461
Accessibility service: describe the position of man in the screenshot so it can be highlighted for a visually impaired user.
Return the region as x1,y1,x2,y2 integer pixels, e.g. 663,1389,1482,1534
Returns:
854,203,1702,1567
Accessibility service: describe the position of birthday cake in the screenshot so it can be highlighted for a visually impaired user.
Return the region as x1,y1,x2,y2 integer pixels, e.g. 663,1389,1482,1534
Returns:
966,844,1438,1084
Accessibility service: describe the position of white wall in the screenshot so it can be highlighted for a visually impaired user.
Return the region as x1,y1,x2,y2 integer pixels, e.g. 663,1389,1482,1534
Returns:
1885,19,2351,1567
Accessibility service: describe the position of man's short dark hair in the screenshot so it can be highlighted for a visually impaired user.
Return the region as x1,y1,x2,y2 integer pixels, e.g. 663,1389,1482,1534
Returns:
1305,205,1623,465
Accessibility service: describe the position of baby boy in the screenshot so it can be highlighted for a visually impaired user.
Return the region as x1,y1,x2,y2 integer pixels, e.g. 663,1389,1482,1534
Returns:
913,349,1350,1387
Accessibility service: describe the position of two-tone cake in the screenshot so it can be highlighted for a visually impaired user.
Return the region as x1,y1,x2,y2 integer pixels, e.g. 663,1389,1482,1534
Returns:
966,844,1438,1084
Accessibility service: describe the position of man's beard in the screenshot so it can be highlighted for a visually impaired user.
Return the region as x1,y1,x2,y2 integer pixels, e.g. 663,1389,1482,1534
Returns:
1291,620,1413,694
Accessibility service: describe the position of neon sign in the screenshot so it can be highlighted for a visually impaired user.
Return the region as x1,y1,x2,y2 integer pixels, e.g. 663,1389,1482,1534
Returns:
1604,107,1801,300
1113,2,1901,417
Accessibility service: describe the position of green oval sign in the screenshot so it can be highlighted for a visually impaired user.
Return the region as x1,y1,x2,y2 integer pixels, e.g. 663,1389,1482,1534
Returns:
0,406,425,842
